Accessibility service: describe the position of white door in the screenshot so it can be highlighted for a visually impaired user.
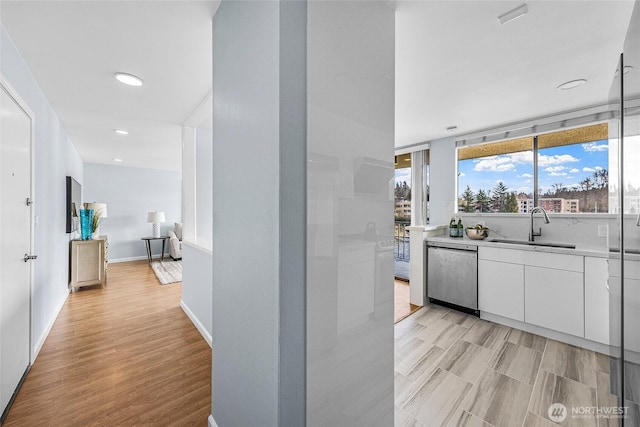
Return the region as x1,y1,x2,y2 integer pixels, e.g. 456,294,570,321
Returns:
0,83,33,416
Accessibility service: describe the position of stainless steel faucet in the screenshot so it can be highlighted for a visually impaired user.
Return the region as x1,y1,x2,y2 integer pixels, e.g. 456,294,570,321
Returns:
529,206,550,242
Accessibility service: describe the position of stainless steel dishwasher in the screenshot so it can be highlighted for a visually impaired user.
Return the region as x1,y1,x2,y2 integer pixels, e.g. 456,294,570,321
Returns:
426,240,479,316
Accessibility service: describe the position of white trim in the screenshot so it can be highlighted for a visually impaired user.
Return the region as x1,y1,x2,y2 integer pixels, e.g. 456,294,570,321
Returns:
208,414,218,427
455,102,613,147
183,91,212,128
1,75,37,367
394,102,613,153
109,255,149,263
395,142,429,155
180,300,212,347
32,291,68,362
183,239,212,255
481,312,610,355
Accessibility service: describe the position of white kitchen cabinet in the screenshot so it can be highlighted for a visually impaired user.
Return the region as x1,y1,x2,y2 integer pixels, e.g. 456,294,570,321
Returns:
525,264,584,337
610,258,640,356
478,259,524,321
584,257,609,344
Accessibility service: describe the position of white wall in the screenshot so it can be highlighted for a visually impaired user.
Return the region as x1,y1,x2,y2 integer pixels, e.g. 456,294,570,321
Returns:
195,127,213,244
180,127,213,347
212,2,283,424
181,242,212,345
83,163,181,261
1,25,84,359
428,136,457,226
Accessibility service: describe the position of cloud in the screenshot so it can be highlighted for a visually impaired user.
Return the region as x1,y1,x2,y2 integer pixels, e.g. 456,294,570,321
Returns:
548,172,568,177
474,156,516,172
583,167,596,172
538,154,579,167
545,166,566,173
510,151,534,164
569,168,580,173
458,172,466,177
394,169,411,185
582,142,609,152
519,173,534,178
595,166,603,170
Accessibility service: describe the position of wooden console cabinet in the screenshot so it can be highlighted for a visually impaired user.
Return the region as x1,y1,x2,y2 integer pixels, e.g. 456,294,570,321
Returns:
70,236,108,292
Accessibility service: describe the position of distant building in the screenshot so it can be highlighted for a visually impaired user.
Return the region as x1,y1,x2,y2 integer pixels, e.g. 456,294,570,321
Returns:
539,198,580,213
517,197,534,213
517,196,579,213
395,199,411,219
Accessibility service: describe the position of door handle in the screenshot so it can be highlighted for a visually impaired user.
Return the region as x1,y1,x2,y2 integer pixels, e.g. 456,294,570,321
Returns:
24,254,38,262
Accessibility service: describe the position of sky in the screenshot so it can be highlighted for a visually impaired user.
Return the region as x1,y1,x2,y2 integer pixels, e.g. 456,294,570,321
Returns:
457,139,609,197
395,167,411,188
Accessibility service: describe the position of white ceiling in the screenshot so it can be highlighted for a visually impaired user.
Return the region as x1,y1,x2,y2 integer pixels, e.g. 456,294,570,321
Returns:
1,0,219,171
0,0,635,168
396,0,635,147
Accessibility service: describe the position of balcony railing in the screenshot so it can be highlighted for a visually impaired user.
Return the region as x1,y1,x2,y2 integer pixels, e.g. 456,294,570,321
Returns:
394,220,410,261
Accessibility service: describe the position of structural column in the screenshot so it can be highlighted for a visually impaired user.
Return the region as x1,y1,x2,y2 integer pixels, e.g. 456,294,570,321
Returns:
211,1,394,425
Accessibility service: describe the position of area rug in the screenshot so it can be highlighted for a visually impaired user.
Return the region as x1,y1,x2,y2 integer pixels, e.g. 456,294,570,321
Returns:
150,260,182,285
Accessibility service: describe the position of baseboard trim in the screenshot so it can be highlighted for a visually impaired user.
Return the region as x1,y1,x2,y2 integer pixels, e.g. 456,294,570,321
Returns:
109,255,150,263
32,290,68,362
481,312,610,354
180,300,212,348
208,414,217,427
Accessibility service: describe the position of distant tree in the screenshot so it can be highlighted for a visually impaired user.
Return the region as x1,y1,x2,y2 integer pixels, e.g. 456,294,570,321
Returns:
491,181,509,212
581,176,594,191
395,181,411,201
504,192,519,213
552,183,567,194
461,186,476,212
476,189,492,213
593,169,608,189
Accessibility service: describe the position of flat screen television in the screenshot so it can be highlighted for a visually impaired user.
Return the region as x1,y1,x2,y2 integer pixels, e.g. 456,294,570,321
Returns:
66,176,81,233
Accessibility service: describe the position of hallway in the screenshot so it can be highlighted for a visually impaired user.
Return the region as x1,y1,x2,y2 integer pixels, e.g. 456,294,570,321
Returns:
3,260,211,425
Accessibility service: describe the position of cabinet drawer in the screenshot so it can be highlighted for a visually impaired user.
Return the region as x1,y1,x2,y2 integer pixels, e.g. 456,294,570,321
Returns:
479,247,525,264
525,251,583,272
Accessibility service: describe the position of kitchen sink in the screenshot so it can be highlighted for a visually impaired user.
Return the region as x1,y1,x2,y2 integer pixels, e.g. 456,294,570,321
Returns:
488,239,576,249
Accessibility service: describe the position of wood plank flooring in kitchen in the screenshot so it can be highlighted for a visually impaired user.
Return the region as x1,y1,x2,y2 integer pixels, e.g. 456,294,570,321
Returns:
395,304,619,427
2,260,211,426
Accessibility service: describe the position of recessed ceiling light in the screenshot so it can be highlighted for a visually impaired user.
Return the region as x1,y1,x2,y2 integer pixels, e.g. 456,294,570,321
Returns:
556,79,587,90
446,126,458,132
498,4,528,25
113,129,129,135
114,72,143,87
112,158,123,162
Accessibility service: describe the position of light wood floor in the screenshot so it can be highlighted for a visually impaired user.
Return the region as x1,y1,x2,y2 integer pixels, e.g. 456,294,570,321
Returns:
3,260,211,426
395,304,632,427
395,280,420,324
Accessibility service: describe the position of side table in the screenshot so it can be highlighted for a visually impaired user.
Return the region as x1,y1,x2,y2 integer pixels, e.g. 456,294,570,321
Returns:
141,236,169,263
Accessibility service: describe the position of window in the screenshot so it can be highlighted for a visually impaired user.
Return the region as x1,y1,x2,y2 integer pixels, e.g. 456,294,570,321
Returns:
457,123,609,214
458,137,533,213
394,153,412,222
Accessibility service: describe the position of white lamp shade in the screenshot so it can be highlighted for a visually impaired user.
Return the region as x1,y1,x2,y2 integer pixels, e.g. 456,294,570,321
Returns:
147,211,166,223
85,202,107,218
